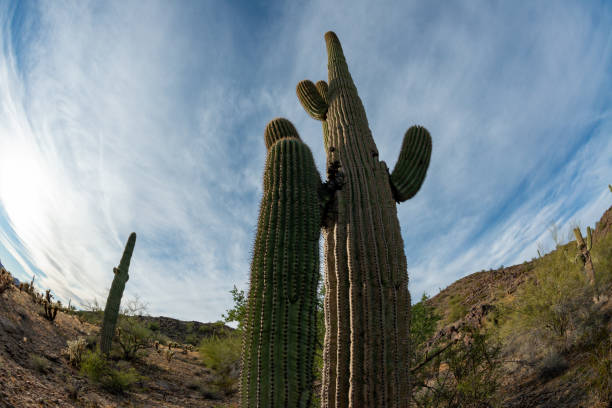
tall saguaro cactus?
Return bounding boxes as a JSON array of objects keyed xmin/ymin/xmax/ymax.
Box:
[
  {"xmin": 100, "ymin": 232, "xmax": 136, "ymax": 354},
  {"xmin": 296, "ymin": 32, "xmax": 432, "ymax": 407},
  {"xmin": 240, "ymin": 119, "xmax": 322, "ymax": 407}
]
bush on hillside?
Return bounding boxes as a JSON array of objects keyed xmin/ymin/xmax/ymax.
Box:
[
  {"xmin": 411, "ymin": 325, "xmax": 503, "ymax": 408},
  {"xmin": 199, "ymin": 333, "xmax": 242, "ymax": 396},
  {"xmin": 499, "ymin": 249, "xmax": 591, "ymax": 351},
  {"xmin": 0, "ymin": 268, "xmax": 14, "ymax": 294},
  {"xmin": 115, "ymin": 316, "xmax": 156, "ymax": 360},
  {"xmin": 80, "ymin": 350, "xmax": 139, "ymax": 394}
]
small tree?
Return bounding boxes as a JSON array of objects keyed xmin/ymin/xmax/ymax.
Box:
[
  {"xmin": 115, "ymin": 316, "xmax": 154, "ymax": 360},
  {"xmin": 222, "ymin": 285, "xmax": 246, "ymax": 331}
]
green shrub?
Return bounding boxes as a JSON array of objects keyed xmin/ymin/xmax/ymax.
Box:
[
  {"xmin": 30, "ymin": 353, "xmax": 51, "ymax": 374},
  {"xmin": 411, "ymin": 326, "xmax": 502, "ymax": 408},
  {"xmin": 592, "ymin": 228, "xmax": 612, "ymax": 291},
  {"xmin": 499, "ymin": 249, "xmax": 590, "ymax": 351},
  {"xmin": 411, "ymin": 293, "xmax": 441, "ymax": 348},
  {"xmin": 81, "ymin": 351, "xmax": 108, "ymax": 382},
  {"xmin": 184, "ymin": 333, "xmax": 199, "ymax": 346},
  {"xmin": 115, "ymin": 316, "xmax": 155, "ymax": 360},
  {"xmin": 446, "ymin": 294, "xmax": 468, "ymax": 323},
  {"xmin": 80, "ymin": 350, "xmax": 139, "ymax": 394},
  {"xmin": 222, "ymin": 286, "xmax": 246, "ymax": 331},
  {"xmin": 199, "ymin": 333, "xmax": 241, "ymax": 396},
  {"xmin": 147, "ymin": 321, "xmax": 160, "ymax": 331},
  {"xmin": 102, "ymin": 366, "xmax": 140, "ymax": 394}
]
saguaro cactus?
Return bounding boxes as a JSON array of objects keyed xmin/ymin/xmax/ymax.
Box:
[
  {"xmin": 296, "ymin": 32, "xmax": 432, "ymax": 407},
  {"xmin": 240, "ymin": 119, "xmax": 322, "ymax": 407},
  {"xmin": 100, "ymin": 232, "xmax": 136, "ymax": 354},
  {"xmin": 573, "ymin": 227, "xmax": 595, "ymax": 285}
]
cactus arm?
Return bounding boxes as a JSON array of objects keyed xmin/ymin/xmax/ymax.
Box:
[
  {"xmin": 389, "ymin": 125, "xmax": 432, "ymax": 203},
  {"xmin": 297, "ymin": 79, "xmax": 333, "ymax": 151},
  {"xmin": 240, "ymin": 118, "xmax": 321, "ymax": 407},
  {"xmin": 297, "ymin": 80, "xmax": 329, "ymax": 121},
  {"xmin": 573, "ymin": 227, "xmax": 596, "ymax": 285},
  {"xmin": 574, "ymin": 227, "xmax": 585, "ymax": 249},
  {"xmin": 100, "ymin": 232, "xmax": 136, "ymax": 354},
  {"xmin": 586, "ymin": 226, "xmax": 592, "ymax": 251}
]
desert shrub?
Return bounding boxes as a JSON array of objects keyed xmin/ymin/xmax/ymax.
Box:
[
  {"xmin": 411, "ymin": 326, "xmax": 503, "ymax": 408},
  {"xmin": 80, "ymin": 350, "xmax": 139, "ymax": 394},
  {"xmin": 583, "ymin": 330, "xmax": 612, "ymax": 404},
  {"xmin": 81, "ymin": 351, "xmax": 108, "ymax": 382},
  {"xmin": 592, "ymin": 228, "xmax": 612, "ymax": 291},
  {"xmin": 199, "ymin": 383, "xmax": 225, "ymax": 400},
  {"xmin": 101, "ymin": 366, "xmax": 140, "ymax": 394},
  {"xmin": 499, "ymin": 249, "xmax": 591, "ymax": 351},
  {"xmin": 64, "ymin": 337, "xmax": 87, "ymax": 367},
  {"xmin": 185, "ymin": 333, "xmax": 199, "ymax": 345},
  {"xmin": 446, "ymin": 294, "xmax": 468, "ymax": 323},
  {"xmin": 411, "ymin": 294, "xmax": 441, "ymax": 349},
  {"xmin": 115, "ymin": 316, "xmax": 155, "ymax": 360},
  {"xmin": 537, "ymin": 349, "xmax": 569, "ymax": 379},
  {"xmin": 0, "ymin": 268, "xmax": 14, "ymax": 294},
  {"xmin": 147, "ymin": 321, "xmax": 160, "ymax": 331},
  {"xmin": 30, "ymin": 353, "xmax": 51, "ymax": 374},
  {"xmin": 199, "ymin": 333, "xmax": 242, "ymax": 396},
  {"xmin": 185, "ymin": 321, "xmax": 195, "ymax": 332}
]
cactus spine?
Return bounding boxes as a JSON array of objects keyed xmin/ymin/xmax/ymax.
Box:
[
  {"xmin": 100, "ymin": 232, "xmax": 136, "ymax": 354},
  {"xmin": 573, "ymin": 227, "xmax": 595, "ymax": 285},
  {"xmin": 295, "ymin": 32, "xmax": 432, "ymax": 407},
  {"xmin": 240, "ymin": 119, "xmax": 322, "ymax": 407}
]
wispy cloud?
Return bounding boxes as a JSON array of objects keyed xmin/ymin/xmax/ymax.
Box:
[{"xmin": 0, "ymin": 1, "xmax": 611, "ymax": 321}]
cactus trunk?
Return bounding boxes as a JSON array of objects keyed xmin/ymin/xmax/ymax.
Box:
[
  {"xmin": 100, "ymin": 232, "xmax": 136, "ymax": 354},
  {"xmin": 324, "ymin": 33, "xmax": 410, "ymax": 407},
  {"xmin": 574, "ymin": 227, "xmax": 595, "ymax": 285},
  {"xmin": 240, "ymin": 120, "xmax": 321, "ymax": 407},
  {"xmin": 296, "ymin": 32, "xmax": 432, "ymax": 408}
]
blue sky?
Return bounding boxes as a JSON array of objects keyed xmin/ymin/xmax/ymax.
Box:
[{"xmin": 1, "ymin": 1, "xmax": 611, "ymax": 323}]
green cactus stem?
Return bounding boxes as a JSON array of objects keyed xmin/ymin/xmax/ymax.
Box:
[
  {"xmin": 295, "ymin": 31, "xmax": 432, "ymax": 407},
  {"xmin": 240, "ymin": 118, "xmax": 321, "ymax": 407},
  {"xmin": 42, "ymin": 289, "xmax": 58, "ymax": 321},
  {"xmin": 297, "ymin": 80, "xmax": 328, "ymax": 121},
  {"xmin": 390, "ymin": 126, "xmax": 433, "ymax": 203},
  {"xmin": 573, "ymin": 227, "xmax": 595, "ymax": 285},
  {"xmin": 100, "ymin": 232, "xmax": 136, "ymax": 354}
]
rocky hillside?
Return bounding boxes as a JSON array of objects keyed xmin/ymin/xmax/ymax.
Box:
[
  {"xmin": 420, "ymin": 205, "xmax": 612, "ymax": 408},
  {"xmin": 0, "ymin": 285, "xmax": 239, "ymax": 407}
]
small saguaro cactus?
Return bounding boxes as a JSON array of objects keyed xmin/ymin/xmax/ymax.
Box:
[
  {"xmin": 573, "ymin": 227, "xmax": 595, "ymax": 285},
  {"xmin": 240, "ymin": 119, "xmax": 323, "ymax": 407},
  {"xmin": 100, "ymin": 232, "xmax": 137, "ymax": 354}
]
